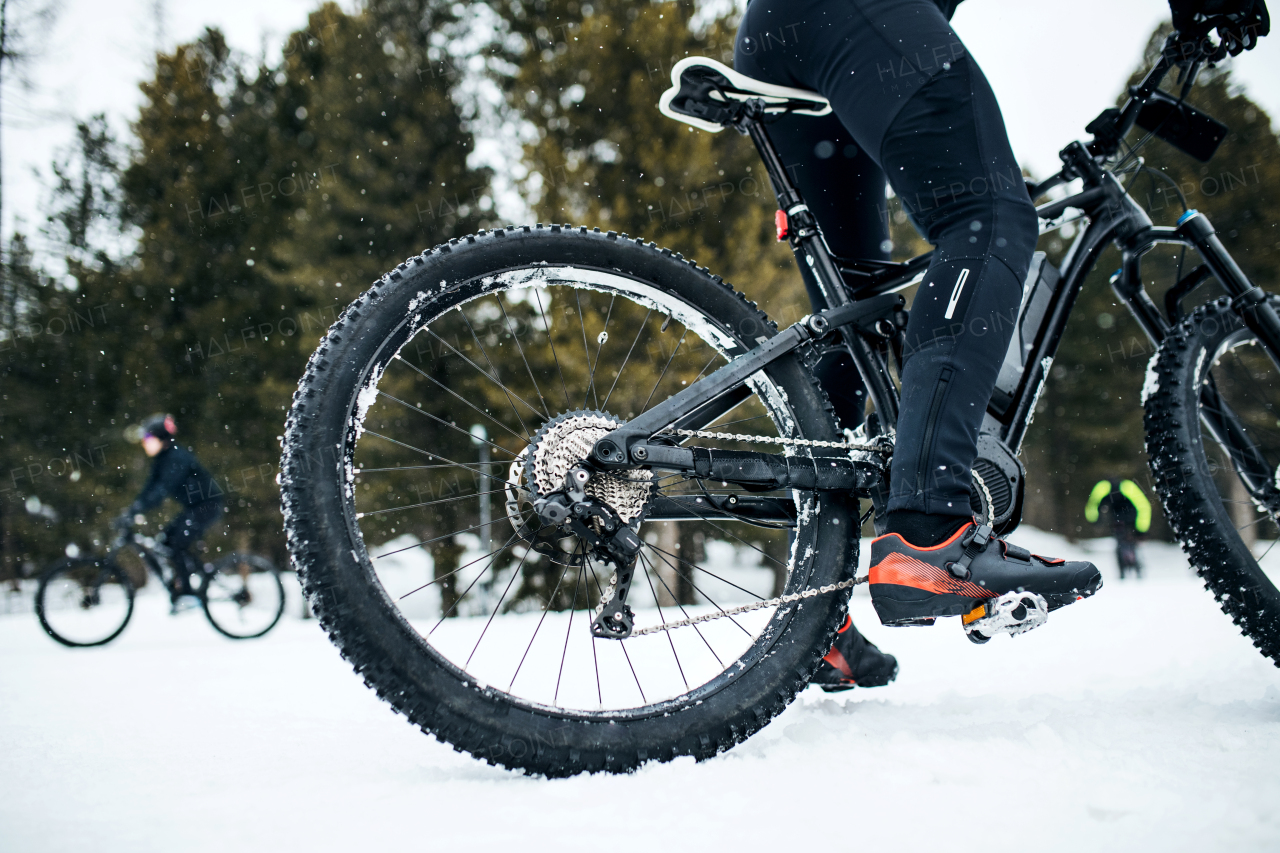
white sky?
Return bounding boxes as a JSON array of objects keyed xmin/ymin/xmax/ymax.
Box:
[{"xmin": 5, "ymin": 0, "xmax": 1279, "ymax": 258}]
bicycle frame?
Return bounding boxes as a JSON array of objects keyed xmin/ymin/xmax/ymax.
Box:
[{"xmin": 598, "ymin": 41, "xmax": 1280, "ymax": 524}]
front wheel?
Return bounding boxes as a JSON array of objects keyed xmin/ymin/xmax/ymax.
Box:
[
  {"xmin": 1145, "ymin": 296, "xmax": 1280, "ymax": 665},
  {"xmin": 281, "ymin": 225, "xmax": 855, "ymax": 776},
  {"xmin": 35, "ymin": 558, "xmax": 135, "ymax": 647},
  {"xmin": 200, "ymin": 554, "xmax": 286, "ymax": 639}
]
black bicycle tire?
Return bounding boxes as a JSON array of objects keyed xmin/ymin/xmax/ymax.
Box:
[
  {"xmin": 201, "ymin": 553, "xmax": 286, "ymax": 640},
  {"xmin": 1145, "ymin": 295, "xmax": 1280, "ymax": 666},
  {"xmin": 35, "ymin": 557, "xmax": 136, "ymax": 648},
  {"xmin": 281, "ymin": 224, "xmax": 856, "ymax": 776}
]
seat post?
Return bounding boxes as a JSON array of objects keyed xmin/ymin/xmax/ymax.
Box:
[
  {"xmin": 736, "ymin": 100, "xmax": 900, "ymax": 426},
  {"xmin": 736, "ymin": 101, "xmax": 850, "ymax": 310}
]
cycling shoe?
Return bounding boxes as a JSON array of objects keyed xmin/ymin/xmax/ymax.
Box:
[
  {"xmin": 808, "ymin": 615, "xmax": 899, "ymax": 692},
  {"xmin": 869, "ymin": 521, "xmax": 1102, "ymax": 627}
]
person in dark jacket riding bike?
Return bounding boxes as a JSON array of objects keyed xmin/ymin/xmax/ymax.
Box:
[
  {"xmin": 742, "ymin": 0, "xmax": 1269, "ymax": 689},
  {"xmin": 115, "ymin": 414, "xmax": 223, "ymax": 603}
]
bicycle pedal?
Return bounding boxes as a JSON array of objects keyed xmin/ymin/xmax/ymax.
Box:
[
  {"xmin": 883, "ymin": 616, "xmax": 937, "ymax": 627},
  {"xmin": 962, "ymin": 591, "xmax": 1048, "ymax": 644}
]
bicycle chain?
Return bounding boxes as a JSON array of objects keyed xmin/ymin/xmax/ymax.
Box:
[
  {"xmin": 587, "ymin": 429, "xmax": 886, "ymax": 635},
  {"xmin": 631, "ymin": 575, "xmax": 866, "ymax": 636},
  {"xmin": 619, "ymin": 437, "xmax": 991, "ymax": 637},
  {"xmin": 580, "ymin": 428, "xmax": 983, "ymax": 638},
  {"xmin": 972, "ymin": 468, "xmax": 994, "ymax": 526},
  {"xmin": 673, "ymin": 428, "xmax": 891, "ymax": 453}
]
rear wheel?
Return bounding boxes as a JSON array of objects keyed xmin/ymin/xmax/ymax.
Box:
[
  {"xmin": 281, "ymin": 225, "xmax": 856, "ymax": 775},
  {"xmin": 35, "ymin": 558, "xmax": 135, "ymax": 647},
  {"xmin": 200, "ymin": 554, "xmax": 286, "ymax": 639},
  {"xmin": 1145, "ymin": 296, "xmax": 1280, "ymax": 665}
]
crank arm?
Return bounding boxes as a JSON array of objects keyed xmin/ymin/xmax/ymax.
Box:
[{"xmin": 634, "ymin": 444, "xmax": 883, "ymax": 494}]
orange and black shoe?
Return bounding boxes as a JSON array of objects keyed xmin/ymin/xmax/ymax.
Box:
[
  {"xmin": 808, "ymin": 615, "xmax": 899, "ymax": 692},
  {"xmin": 868, "ymin": 522, "xmax": 1102, "ymax": 640}
]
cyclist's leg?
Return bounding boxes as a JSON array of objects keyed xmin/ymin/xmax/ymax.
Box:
[
  {"xmin": 736, "ymin": 0, "xmax": 1038, "ymax": 540},
  {"xmin": 163, "ymin": 501, "xmax": 223, "ymax": 583}
]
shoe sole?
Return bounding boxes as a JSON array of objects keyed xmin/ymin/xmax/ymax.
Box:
[{"xmin": 872, "ymin": 574, "xmax": 1102, "ymax": 624}]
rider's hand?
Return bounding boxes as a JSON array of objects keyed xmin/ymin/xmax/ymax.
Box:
[{"xmin": 1170, "ymin": 0, "xmax": 1270, "ymax": 54}]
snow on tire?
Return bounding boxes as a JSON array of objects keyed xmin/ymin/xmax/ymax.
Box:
[
  {"xmin": 279, "ymin": 225, "xmax": 857, "ymax": 776},
  {"xmin": 1144, "ymin": 295, "xmax": 1280, "ymax": 666}
]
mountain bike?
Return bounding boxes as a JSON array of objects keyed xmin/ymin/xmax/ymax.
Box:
[
  {"xmin": 35, "ymin": 527, "xmax": 285, "ymax": 646},
  {"xmin": 280, "ymin": 30, "xmax": 1279, "ymax": 776}
]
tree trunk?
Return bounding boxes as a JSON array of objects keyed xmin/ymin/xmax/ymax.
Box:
[
  {"xmin": 434, "ymin": 537, "xmax": 464, "ymax": 617},
  {"xmin": 650, "ymin": 521, "xmax": 679, "ymax": 607},
  {"xmin": 676, "ymin": 525, "xmax": 702, "ymax": 605},
  {"xmin": 1228, "ymin": 467, "xmax": 1259, "ymax": 551}
]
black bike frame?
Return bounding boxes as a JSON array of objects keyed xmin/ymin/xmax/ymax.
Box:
[{"xmin": 604, "ymin": 40, "xmax": 1280, "ymax": 516}]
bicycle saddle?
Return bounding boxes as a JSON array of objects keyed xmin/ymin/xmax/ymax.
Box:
[{"xmin": 658, "ymin": 56, "xmax": 831, "ymax": 132}]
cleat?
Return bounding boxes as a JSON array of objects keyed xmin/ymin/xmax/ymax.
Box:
[
  {"xmin": 961, "ymin": 590, "xmax": 1049, "ymax": 644},
  {"xmin": 808, "ymin": 615, "xmax": 899, "ymax": 692},
  {"xmin": 869, "ymin": 520, "xmax": 1101, "ymax": 629}
]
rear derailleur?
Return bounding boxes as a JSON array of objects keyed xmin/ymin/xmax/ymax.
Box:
[{"xmin": 532, "ymin": 466, "xmax": 643, "ymax": 640}]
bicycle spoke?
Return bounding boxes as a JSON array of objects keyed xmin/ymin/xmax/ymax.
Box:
[
  {"xmin": 378, "ymin": 391, "xmax": 518, "ymax": 458},
  {"xmin": 584, "ymin": 556, "xmax": 645, "ymax": 704},
  {"xmin": 466, "ymin": 545, "xmax": 532, "ymax": 667},
  {"xmin": 423, "ymin": 326, "xmax": 545, "ymax": 423},
  {"xmin": 356, "ymin": 462, "xmax": 508, "ymax": 474},
  {"xmin": 644, "ymin": 544, "xmax": 753, "ymax": 637},
  {"xmin": 554, "ymin": 554, "xmax": 586, "ymax": 704},
  {"xmin": 641, "ymin": 327, "xmax": 687, "ymax": 412},
  {"xmin": 637, "ymin": 552, "xmax": 691, "ymax": 685},
  {"xmin": 653, "ymin": 494, "xmax": 788, "ymax": 571},
  {"xmin": 583, "ymin": 294, "xmax": 618, "ymax": 410},
  {"xmin": 497, "ymin": 293, "xmax": 550, "ymax": 418},
  {"xmin": 601, "ymin": 307, "xmax": 652, "ymax": 411},
  {"xmin": 376, "ymin": 519, "xmax": 502, "ymax": 560},
  {"xmin": 364, "ymin": 431, "xmax": 521, "ymax": 492},
  {"xmin": 638, "ymin": 549, "xmax": 724, "ymax": 667},
  {"xmin": 428, "ymin": 535, "xmax": 520, "ymax": 634},
  {"xmin": 392, "ymin": 354, "xmax": 531, "ymax": 444},
  {"xmin": 575, "ymin": 291, "xmax": 598, "ymax": 409},
  {"xmin": 398, "ymin": 534, "xmax": 519, "ymax": 599},
  {"xmin": 508, "ymin": 555, "xmax": 574, "ymax": 690},
  {"xmin": 358, "ymin": 489, "xmax": 505, "ymax": 519},
  {"xmin": 460, "ymin": 305, "xmax": 535, "ymax": 439},
  {"xmin": 533, "ymin": 287, "xmax": 573, "ymax": 409}
]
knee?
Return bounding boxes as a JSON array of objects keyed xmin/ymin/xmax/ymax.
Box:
[{"xmin": 989, "ymin": 193, "xmax": 1038, "ymax": 274}]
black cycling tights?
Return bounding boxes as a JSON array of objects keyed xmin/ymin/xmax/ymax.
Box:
[{"xmin": 735, "ymin": 0, "xmax": 1038, "ymax": 520}]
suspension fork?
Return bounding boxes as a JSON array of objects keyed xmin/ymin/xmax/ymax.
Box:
[
  {"xmin": 1120, "ymin": 208, "xmax": 1280, "ymax": 499},
  {"xmin": 1177, "ymin": 210, "xmax": 1280, "ymax": 370},
  {"xmin": 737, "ymin": 104, "xmax": 900, "ymax": 426},
  {"xmin": 1173, "ymin": 210, "xmax": 1280, "ymax": 498}
]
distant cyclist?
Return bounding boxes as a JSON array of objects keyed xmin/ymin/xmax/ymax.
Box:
[
  {"xmin": 1086, "ymin": 479, "xmax": 1152, "ymax": 579},
  {"xmin": 115, "ymin": 414, "xmax": 223, "ymax": 605}
]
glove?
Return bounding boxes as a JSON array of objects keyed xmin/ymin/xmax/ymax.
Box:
[{"xmin": 1170, "ymin": 0, "xmax": 1269, "ymax": 54}]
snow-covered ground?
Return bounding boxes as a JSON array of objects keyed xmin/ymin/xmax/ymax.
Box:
[{"xmin": 3, "ymin": 530, "xmax": 1279, "ymax": 852}]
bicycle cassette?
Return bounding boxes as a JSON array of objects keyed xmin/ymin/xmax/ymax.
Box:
[{"xmin": 525, "ymin": 410, "xmax": 653, "ymax": 524}]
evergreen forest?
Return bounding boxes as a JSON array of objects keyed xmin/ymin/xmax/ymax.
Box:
[{"xmin": 2, "ymin": 0, "xmax": 1278, "ymax": 587}]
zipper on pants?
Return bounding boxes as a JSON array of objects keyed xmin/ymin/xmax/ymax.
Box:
[{"xmin": 914, "ymin": 366, "xmax": 954, "ymax": 498}]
